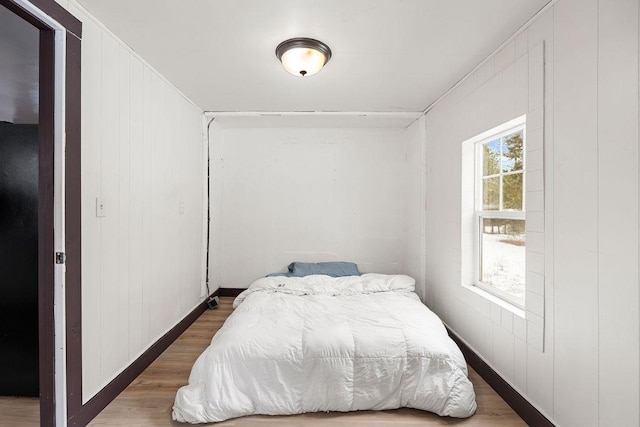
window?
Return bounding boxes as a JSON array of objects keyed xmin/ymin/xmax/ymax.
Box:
[{"xmin": 474, "ymin": 118, "xmax": 526, "ymax": 308}]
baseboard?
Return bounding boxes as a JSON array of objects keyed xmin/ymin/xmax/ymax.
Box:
[
  {"xmin": 446, "ymin": 327, "xmax": 555, "ymax": 427},
  {"xmin": 67, "ymin": 290, "xmax": 220, "ymax": 427},
  {"xmin": 218, "ymin": 287, "xmax": 244, "ymax": 297},
  {"xmin": 68, "ymin": 291, "xmax": 551, "ymax": 426}
]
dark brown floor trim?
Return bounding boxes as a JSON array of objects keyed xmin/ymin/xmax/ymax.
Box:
[
  {"xmin": 446, "ymin": 327, "xmax": 555, "ymax": 427},
  {"xmin": 218, "ymin": 288, "xmax": 245, "ymax": 297},
  {"xmin": 66, "ymin": 291, "xmax": 219, "ymax": 427}
]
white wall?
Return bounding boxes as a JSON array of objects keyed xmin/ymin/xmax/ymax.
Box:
[
  {"xmin": 423, "ymin": 0, "xmax": 639, "ymax": 426},
  {"xmin": 403, "ymin": 117, "xmax": 427, "ymax": 298},
  {"xmin": 67, "ymin": 2, "xmax": 205, "ymax": 401},
  {"xmin": 209, "ymin": 119, "xmax": 425, "ymax": 292}
]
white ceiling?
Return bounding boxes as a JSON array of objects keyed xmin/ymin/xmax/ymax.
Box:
[
  {"xmin": 0, "ymin": 5, "xmax": 39, "ymax": 124},
  {"xmin": 82, "ymin": 0, "xmax": 550, "ymax": 113}
]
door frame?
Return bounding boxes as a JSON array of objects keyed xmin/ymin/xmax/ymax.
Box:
[{"xmin": 0, "ymin": 1, "xmax": 81, "ymax": 425}]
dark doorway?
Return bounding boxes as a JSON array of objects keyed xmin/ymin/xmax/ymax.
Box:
[
  {"xmin": 0, "ymin": 4, "xmax": 40, "ymax": 398},
  {"xmin": 0, "ymin": 0, "xmax": 81, "ymax": 425},
  {"xmin": 0, "ymin": 122, "xmax": 40, "ymax": 396}
]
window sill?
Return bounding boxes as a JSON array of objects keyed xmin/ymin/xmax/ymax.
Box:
[{"xmin": 462, "ymin": 284, "xmax": 525, "ymax": 319}]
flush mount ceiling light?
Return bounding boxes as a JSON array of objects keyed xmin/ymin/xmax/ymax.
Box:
[{"xmin": 275, "ymin": 37, "xmax": 332, "ymax": 77}]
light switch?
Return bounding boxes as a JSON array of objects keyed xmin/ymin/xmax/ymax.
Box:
[
  {"xmin": 96, "ymin": 197, "xmax": 106, "ymax": 217},
  {"xmin": 179, "ymin": 201, "xmax": 185, "ymax": 215}
]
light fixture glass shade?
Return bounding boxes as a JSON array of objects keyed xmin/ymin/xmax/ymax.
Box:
[
  {"xmin": 276, "ymin": 38, "xmax": 332, "ymax": 77},
  {"xmin": 280, "ymin": 47, "xmax": 326, "ymax": 77}
]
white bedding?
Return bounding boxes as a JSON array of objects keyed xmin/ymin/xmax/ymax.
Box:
[{"xmin": 173, "ymin": 274, "xmax": 476, "ymax": 423}]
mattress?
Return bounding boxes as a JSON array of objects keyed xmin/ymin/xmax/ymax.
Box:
[{"xmin": 173, "ymin": 273, "xmax": 477, "ymax": 423}]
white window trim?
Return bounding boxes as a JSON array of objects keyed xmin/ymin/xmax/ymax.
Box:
[{"xmin": 469, "ymin": 115, "xmax": 527, "ymax": 309}]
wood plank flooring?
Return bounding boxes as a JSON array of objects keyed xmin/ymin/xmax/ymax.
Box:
[
  {"xmin": 0, "ymin": 297, "xmax": 526, "ymax": 426},
  {"xmin": 0, "ymin": 397, "xmax": 38, "ymax": 426}
]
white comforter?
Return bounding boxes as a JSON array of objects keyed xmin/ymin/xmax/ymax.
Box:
[{"xmin": 173, "ymin": 274, "xmax": 476, "ymax": 423}]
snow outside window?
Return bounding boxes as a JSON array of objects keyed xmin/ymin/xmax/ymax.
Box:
[{"xmin": 474, "ymin": 118, "xmax": 526, "ymax": 308}]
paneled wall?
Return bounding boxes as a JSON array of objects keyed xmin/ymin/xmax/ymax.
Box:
[
  {"xmin": 67, "ymin": 3, "xmax": 205, "ymax": 401},
  {"xmin": 423, "ymin": 0, "xmax": 639, "ymax": 425},
  {"xmin": 209, "ymin": 120, "xmax": 425, "ymax": 292}
]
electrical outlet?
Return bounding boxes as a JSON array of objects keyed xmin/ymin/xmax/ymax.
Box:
[
  {"xmin": 207, "ymin": 295, "xmax": 219, "ymax": 309},
  {"xmin": 179, "ymin": 201, "xmax": 185, "ymax": 215},
  {"xmin": 96, "ymin": 197, "xmax": 106, "ymax": 217}
]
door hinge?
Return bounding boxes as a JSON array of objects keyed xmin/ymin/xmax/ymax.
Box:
[{"xmin": 55, "ymin": 252, "xmax": 66, "ymax": 264}]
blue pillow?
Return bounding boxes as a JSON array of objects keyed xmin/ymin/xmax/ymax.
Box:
[{"xmin": 287, "ymin": 261, "xmax": 361, "ymax": 277}]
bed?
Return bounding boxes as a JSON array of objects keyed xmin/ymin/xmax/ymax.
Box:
[{"xmin": 172, "ymin": 273, "xmax": 477, "ymax": 423}]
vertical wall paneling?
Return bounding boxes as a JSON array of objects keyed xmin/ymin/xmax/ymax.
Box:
[
  {"xmin": 528, "ymin": 7, "xmax": 556, "ymax": 417},
  {"xmin": 597, "ymin": 0, "xmax": 639, "ymax": 425},
  {"xmin": 99, "ymin": 30, "xmax": 120, "ymax": 384},
  {"xmin": 78, "ymin": 5, "xmax": 101, "ymax": 398},
  {"xmin": 514, "ymin": 335, "xmax": 527, "ymax": 392},
  {"xmin": 525, "ymin": 42, "xmax": 545, "ymax": 352},
  {"xmin": 168, "ymin": 89, "xmax": 181, "ymax": 322},
  {"xmin": 148, "ymin": 73, "xmax": 163, "ymax": 342},
  {"xmin": 116, "ymin": 44, "xmax": 131, "ymax": 372},
  {"xmin": 141, "ymin": 64, "xmax": 153, "ymax": 351},
  {"xmin": 67, "ymin": 2, "xmax": 205, "ymax": 401},
  {"xmin": 553, "ymin": 0, "xmax": 599, "ymax": 424},
  {"xmin": 424, "ymin": 0, "xmax": 640, "ymax": 425},
  {"xmin": 128, "ymin": 55, "xmax": 144, "ymax": 359}
]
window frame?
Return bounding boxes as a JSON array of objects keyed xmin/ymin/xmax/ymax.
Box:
[{"xmin": 473, "ymin": 118, "xmax": 527, "ymax": 309}]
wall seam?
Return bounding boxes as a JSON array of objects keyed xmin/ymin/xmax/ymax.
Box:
[
  {"xmin": 96, "ymin": 27, "xmax": 104, "ymax": 397},
  {"xmin": 127, "ymin": 46, "xmax": 133, "ymax": 361},
  {"xmin": 549, "ymin": 4, "xmax": 556, "ymax": 419},
  {"xmin": 595, "ymin": 0, "xmax": 600, "ymax": 425}
]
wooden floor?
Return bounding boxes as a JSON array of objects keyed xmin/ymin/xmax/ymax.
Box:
[
  {"xmin": 0, "ymin": 396, "xmax": 39, "ymax": 426},
  {"xmin": 0, "ymin": 297, "xmax": 526, "ymax": 426}
]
